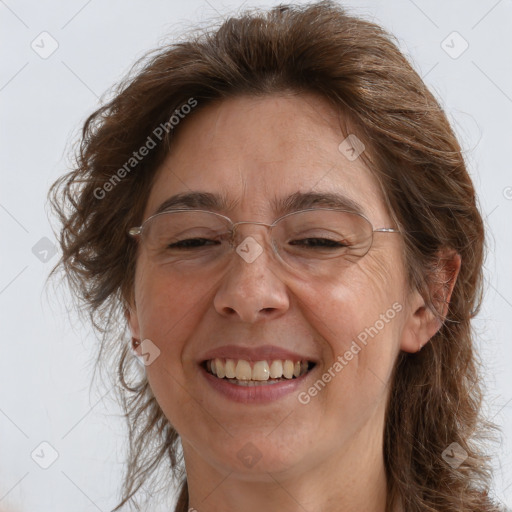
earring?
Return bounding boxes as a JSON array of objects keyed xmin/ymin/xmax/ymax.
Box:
[
  {"xmin": 418, "ymin": 342, "xmax": 423, "ymax": 352},
  {"xmin": 132, "ymin": 337, "xmax": 141, "ymax": 349}
]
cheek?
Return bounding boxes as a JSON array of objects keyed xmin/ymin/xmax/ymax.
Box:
[
  {"xmin": 280, "ymin": 260, "xmax": 407, "ymax": 451},
  {"xmin": 132, "ymin": 262, "xmax": 212, "ymax": 405},
  {"xmin": 134, "ymin": 258, "xmax": 210, "ymax": 339},
  {"xmin": 296, "ymin": 252, "xmax": 406, "ymax": 396},
  {"xmin": 132, "ymin": 264, "xmax": 209, "ymax": 429}
]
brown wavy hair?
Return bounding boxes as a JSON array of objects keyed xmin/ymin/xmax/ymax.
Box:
[{"xmin": 48, "ymin": 2, "xmax": 501, "ymax": 511}]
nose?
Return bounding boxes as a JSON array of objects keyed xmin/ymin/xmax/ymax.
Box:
[{"xmin": 213, "ymin": 230, "xmax": 290, "ymax": 323}]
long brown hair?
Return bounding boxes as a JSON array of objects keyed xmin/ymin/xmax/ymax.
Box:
[{"xmin": 48, "ymin": 2, "xmax": 500, "ymax": 510}]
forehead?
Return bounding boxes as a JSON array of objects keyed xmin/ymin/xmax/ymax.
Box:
[{"xmin": 143, "ymin": 93, "xmax": 388, "ymax": 222}]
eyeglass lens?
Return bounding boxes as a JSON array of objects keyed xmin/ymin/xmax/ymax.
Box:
[{"xmin": 137, "ymin": 210, "xmax": 374, "ymax": 278}]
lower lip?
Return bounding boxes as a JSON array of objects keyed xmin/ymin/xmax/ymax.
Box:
[{"xmin": 200, "ymin": 364, "xmax": 315, "ymax": 403}]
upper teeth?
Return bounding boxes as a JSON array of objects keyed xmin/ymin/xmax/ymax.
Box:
[{"xmin": 207, "ymin": 358, "xmax": 310, "ymax": 381}]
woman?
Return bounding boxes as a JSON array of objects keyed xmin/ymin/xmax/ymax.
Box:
[{"xmin": 48, "ymin": 1, "xmax": 502, "ymax": 511}]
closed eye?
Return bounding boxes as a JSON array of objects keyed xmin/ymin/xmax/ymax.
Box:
[
  {"xmin": 168, "ymin": 238, "xmax": 222, "ymax": 249},
  {"xmin": 289, "ymin": 238, "xmax": 350, "ymax": 248}
]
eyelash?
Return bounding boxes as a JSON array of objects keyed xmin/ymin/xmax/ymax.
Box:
[{"xmin": 168, "ymin": 237, "xmax": 348, "ymax": 249}]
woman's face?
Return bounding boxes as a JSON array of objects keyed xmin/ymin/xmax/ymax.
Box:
[{"xmin": 128, "ymin": 93, "xmax": 417, "ymax": 481}]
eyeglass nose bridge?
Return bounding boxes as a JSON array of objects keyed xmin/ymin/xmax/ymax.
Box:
[{"xmin": 229, "ymin": 219, "xmax": 280, "ymax": 256}]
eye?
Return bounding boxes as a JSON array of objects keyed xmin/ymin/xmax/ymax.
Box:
[
  {"xmin": 167, "ymin": 237, "xmax": 222, "ymax": 249},
  {"xmin": 289, "ymin": 238, "xmax": 350, "ymax": 249}
]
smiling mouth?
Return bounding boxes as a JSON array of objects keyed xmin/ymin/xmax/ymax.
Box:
[{"xmin": 202, "ymin": 358, "xmax": 316, "ymax": 386}]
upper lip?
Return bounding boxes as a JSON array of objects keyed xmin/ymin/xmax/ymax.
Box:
[{"xmin": 199, "ymin": 344, "xmax": 319, "ymax": 364}]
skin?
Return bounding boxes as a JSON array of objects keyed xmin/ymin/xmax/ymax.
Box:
[{"xmin": 127, "ymin": 93, "xmax": 460, "ymax": 512}]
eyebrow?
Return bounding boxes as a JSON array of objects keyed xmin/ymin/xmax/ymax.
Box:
[{"xmin": 152, "ymin": 190, "xmax": 366, "ymax": 218}]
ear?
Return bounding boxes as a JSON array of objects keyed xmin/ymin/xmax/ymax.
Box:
[
  {"xmin": 124, "ymin": 301, "xmax": 142, "ymax": 355},
  {"xmin": 400, "ymin": 249, "xmax": 461, "ymax": 353}
]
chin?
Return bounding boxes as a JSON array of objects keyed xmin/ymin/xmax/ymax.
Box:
[{"xmin": 201, "ymin": 428, "xmax": 316, "ymax": 478}]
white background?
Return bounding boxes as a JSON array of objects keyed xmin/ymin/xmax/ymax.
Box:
[{"xmin": 1, "ymin": 0, "xmax": 511, "ymax": 511}]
